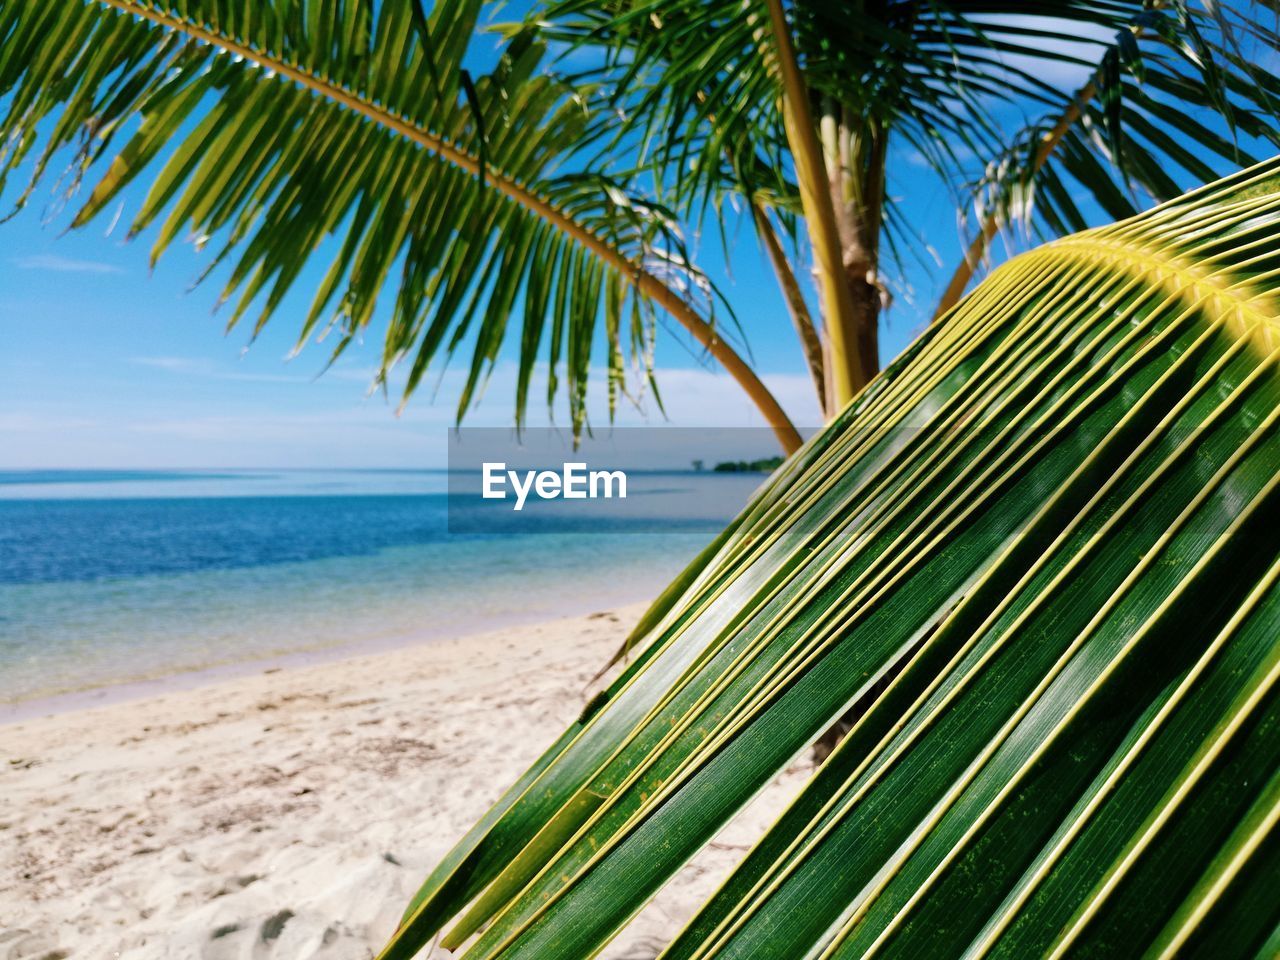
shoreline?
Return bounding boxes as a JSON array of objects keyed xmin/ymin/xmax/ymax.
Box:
[
  {"xmin": 0, "ymin": 586, "xmax": 660, "ymax": 726},
  {"xmin": 1, "ymin": 604, "xmax": 811, "ymax": 960}
]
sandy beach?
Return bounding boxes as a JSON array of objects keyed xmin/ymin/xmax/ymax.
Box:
[{"xmin": 1, "ymin": 604, "xmax": 810, "ymax": 960}]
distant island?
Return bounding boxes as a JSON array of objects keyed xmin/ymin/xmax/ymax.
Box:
[{"xmin": 709, "ymin": 456, "xmax": 785, "ymax": 473}]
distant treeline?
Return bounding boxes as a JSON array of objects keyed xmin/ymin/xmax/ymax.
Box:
[{"xmin": 710, "ymin": 456, "xmax": 785, "ymax": 473}]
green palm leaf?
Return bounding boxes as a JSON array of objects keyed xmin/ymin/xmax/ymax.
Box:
[
  {"xmin": 380, "ymin": 159, "xmax": 1280, "ymax": 959},
  {"xmin": 972, "ymin": 2, "xmax": 1280, "ymax": 237},
  {"xmin": 0, "ymin": 0, "xmax": 800, "ymax": 446},
  {"xmin": 535, "ymin": 1, "xmax": 1280, "ymax": 290}
]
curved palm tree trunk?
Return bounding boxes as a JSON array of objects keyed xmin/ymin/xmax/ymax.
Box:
[{"xmin": 820, "ymin": 102, "xmax": 887, "ymax": 409}]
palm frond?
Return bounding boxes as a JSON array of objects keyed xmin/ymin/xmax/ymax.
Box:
[
  {"xmin": 531, "ymin": 1, "xmax": 1280, "ymax": 300},
  {"xmin": 0, "ymin": 0, "xmax": 800, "ymax": 446},
  {"xmin": 971, "ymin": 2, "xmax": 1280, "ymax": 240},
  {"xmin": 380, "ymin": 159, "xmax": 1280, "ymax": 960}
]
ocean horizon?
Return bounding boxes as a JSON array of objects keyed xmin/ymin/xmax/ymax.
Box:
[{"xmin": 0, "ymin": 468, "xmax": 753, "ymax": 712}]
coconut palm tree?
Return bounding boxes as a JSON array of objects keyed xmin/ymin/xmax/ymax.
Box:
[
  {"xmin": 535, "ymin": 0, "xmax": 1280, "ymax": 413},
  {"xmin": 378, "ymin": 157, "xmax": 1280, "ymax": 960},
  {"xmin": 4, "ymin": 7, "xmax": 1276, "ymax": 959},
  {"xmin": 1, "ymin": 1, "xmax": 1278, "ymax": 450}
]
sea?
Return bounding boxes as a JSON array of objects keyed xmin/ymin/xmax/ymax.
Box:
[{"xmin": 0, "ymin": 469, "xmax": 756, "ymax": 715}]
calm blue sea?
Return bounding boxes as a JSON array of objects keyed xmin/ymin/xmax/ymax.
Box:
[{"xmin": 0, "ymin": 470, "xmax": 745, "ymax": 708}]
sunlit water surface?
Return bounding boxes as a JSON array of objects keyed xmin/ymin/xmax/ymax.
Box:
[{"xmin": 0, "ymin": 470, "xmax": 751, "ymax": 705}]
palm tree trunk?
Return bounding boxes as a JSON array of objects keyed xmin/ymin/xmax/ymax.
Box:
[
  {"xmin": 764, "ymin": 0, "xmax": 871, "ymax": 411},
  {"xmin": 752, "ymin": 202, "xmax": 828, "ymax": 414},
  {"xmin": 820, "ymin": 104, "xmax": 886, "ymax": 412}
]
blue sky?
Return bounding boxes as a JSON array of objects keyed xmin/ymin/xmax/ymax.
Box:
[
  {"xmin": 0, "ymin": 7, "xmax": 1224, "ymax": 469},
  {"xmin": 0, "ymin": 175, "xmax": 858, "ymax": 468},
  {"xmin": 0, "ymin": 134, "xmax": 960, "ymax": 469}
]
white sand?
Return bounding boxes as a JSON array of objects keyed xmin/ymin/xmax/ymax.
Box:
[{"xmin": 1, "ymin": 605, "xmax": 810, "ymax": 960}]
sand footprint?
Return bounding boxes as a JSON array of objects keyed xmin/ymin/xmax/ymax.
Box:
[
  {"xmin": 254, "ymin": 909, "xmax": 294, "ymax": 956},
  {"xmin": 197, "ymin": 908, "xmax": 293, "ymax": 960},
  {"xmin": 199, "ymin": 908, "xmax": 359, "ymax": 959}
]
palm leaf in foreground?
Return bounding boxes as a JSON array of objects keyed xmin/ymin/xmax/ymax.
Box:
[{"xmin": 380, "ymin": 158, "xmax": 1280, "ymax": 960}]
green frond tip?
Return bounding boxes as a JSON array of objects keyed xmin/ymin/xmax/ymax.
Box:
[
  {"xmin": 380, "ymin": 156, "xmax": 1280, "ymax": 960},
  {"xmin": 991, "ymin": 161, "xmax": 1280, "ymax": 356}
]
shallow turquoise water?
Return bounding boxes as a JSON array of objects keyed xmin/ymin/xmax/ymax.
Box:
[{"xmin": 0, "ymin": 470, "xmax": 732, "ymax": 704}]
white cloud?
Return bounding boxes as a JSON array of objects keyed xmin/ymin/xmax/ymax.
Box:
[
  {"xmin": 129, "ymin": 356, "xmax": 311, "ymax": 384},
  {"xmin": 323, "ymin": 364, "xmax": 383, "ymax": 384},
  {"xmin": 0, "ymin": 360, "xmax": 824, "ymax": 469},
  {"xmin": 379, "ymin": 358, "xmax": 825, "ymax": 430},
  {"xmin": 12, "ymin": 254, "xmax": 124, "ymax": 275},
  {"xmin": 130, "ymin": 356, "xmax": 203, "ymax": 373}
]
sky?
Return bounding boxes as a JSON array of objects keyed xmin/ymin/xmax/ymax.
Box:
[
  {"xmin": 0, "ymin": 196, "xmax": 840, "ymax": 468},
  {"xmin": 0, "ymin": 6, "xmax": 1212, "ymax": 469}
]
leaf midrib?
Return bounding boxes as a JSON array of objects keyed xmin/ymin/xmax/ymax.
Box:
[{"xmin": 96, "ymin": 0, "xmax": 621, "ymax": 268}]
